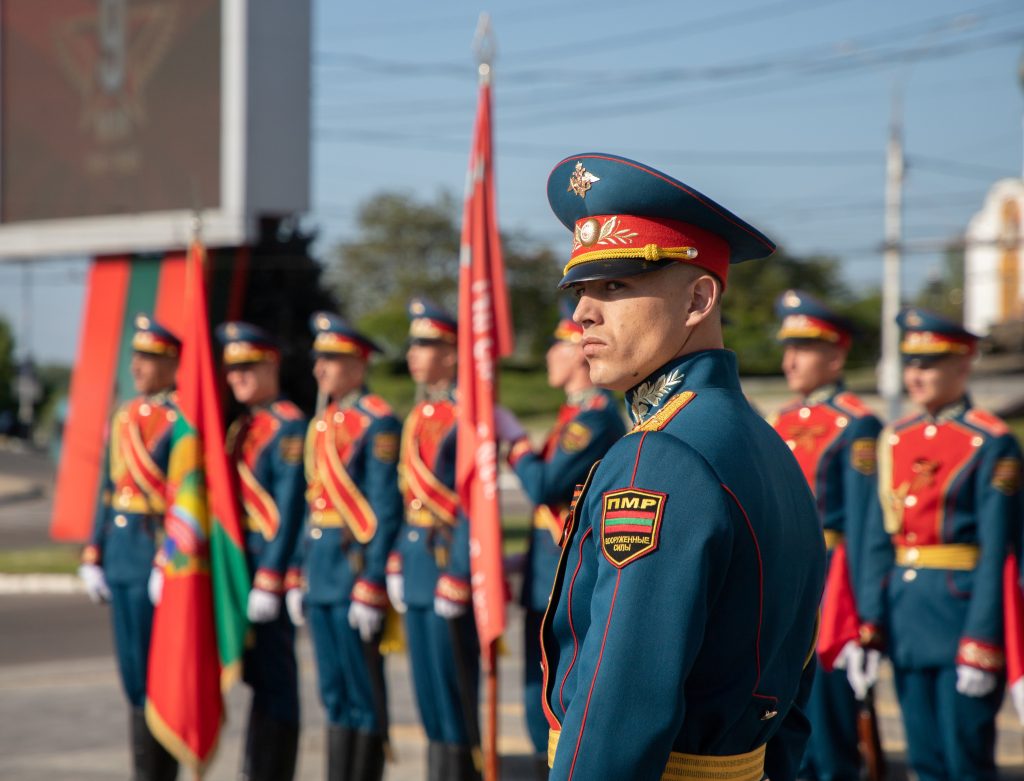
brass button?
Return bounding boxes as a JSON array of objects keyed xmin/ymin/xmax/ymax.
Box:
[
  {"xmin": 905, "ymin": 547, "xmax": 919, "ymax": 563},
  {"xmin": 836, "ymin": 416, "xmax": 848, "ymax": 429},
  {"xmin": 410, "ymin": 499, "xmax": 423, "ymax": 511},
  {"xmin": 166, "ymin": 410, "xmax": 178, "ymax": 422},
  {"xmin": 310, "ymin": 528, "xmax": 323, "ymax": 540},
  {"xmin": 139, "ymin": 403, "xmax": 151, "ymax": 417},
  {"xmin": 905, "ymin": 495, "xmax": 917, "ymax": 508},
  {"xmin": 924, "ymin": 425, "xmax": 937, "ymax": 439},
  {"xmin": 334, "ymin": 411, "xmax": 346, "ymax": 424},
  {"xmin": 903, "ymin": 569, "xmax": 917, "ymax": 583},
  {"xmin": 799, "ymin": 407, "xmax": 811, "ymax": 419},
  {"xmin": 316, "ymin": 498, "xmax": 327, "ymax": 510},
  {"xmin": 423, "ymin": 404, "xmax": 435, "ymax": 417},
  {"xmin": 114, "ymin": 515, "xmax": 127, "ymax": 528},
  {"xmin": 409, "ymin": 530, "xmax": 420, "ymax": 542},
  {"xmin": 760, "ymin": 708, "xmax": 778, "ymax": 721},
  {"xmin": 889, "ymin": 434, "xmax": 900, "ymax": 445},
  {"xmin": 971, "ymin": 436, "xmax": 983, "ymax": 448}
]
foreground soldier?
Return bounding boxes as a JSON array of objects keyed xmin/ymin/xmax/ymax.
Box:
[
  {"xmin": 80, "ymin": 314, "xmax": 180, "ymax": 781},
  {"xmin": 858, "ymin": 309, "xmax": 1023, "ymax": 781},
  {"xmin": 504, "ymin": 301, "xmax": 625, "ymax": 773},
  {"xmin": 389, "ymin": 298, "xmax": 481, "ymax": 781},
  {"xmin": 541, "ymin": 153, "xmax": 825, "ymax": 781},
  {"xmin": 218, "ymin": 322, "xmax": 306, "ymax": 781},
  {"xmin": 300, "ymin": 312, "xmax": 403, "ymax": 781},
  {"xmin": 770, "ymin": 291, "xmax": 883, "ymax": 781}
]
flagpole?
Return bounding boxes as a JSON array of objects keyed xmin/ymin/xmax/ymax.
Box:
[{"xmin": 472, "ymin": 15, "xmax": 501, "ymax": 781}]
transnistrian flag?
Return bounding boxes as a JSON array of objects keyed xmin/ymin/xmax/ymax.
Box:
[
  {"xmin": 456, "ymin": 62, "xmax": 514, "ymax": 652},
  {"xmin": 146, "ymin": 240, "xmax": 250, "ymax": 775}
]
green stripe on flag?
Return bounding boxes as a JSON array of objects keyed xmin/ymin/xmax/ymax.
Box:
[{"xmin": 115, "ymin": 256, "xmax": 162, "ymax": 403}]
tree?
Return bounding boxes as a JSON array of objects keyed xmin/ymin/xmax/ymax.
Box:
[
  {"xmin": 723, "ymin": 248, "xmax": 853, "ymax": 374},
  {"xmin": 914, "ymin": 243, "xmax": 964, "ymax": 321},
  {"xmin": 331, "ymin": 191, "xmax": 561, "ymax": 361}
]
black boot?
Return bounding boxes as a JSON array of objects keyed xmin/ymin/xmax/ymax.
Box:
[
  {"xmin": 350, "ymin": 730, "xmax": 386, "ymax": 781},
  {"xmin": 239, "ymin": 707, "xmax": 299, "ymax": 781},
  {"xmin": 327, "ymin": 725, "xmax": 356, "ymax": 781},
  {"xmin": 130, "ymin": 708, "xmax": 178, "ymax": 781},
  {"xmin": 446, "ymin": 743, "xmax": 482, "ymax": 781},
  {"xmin": 427, "ymin": 741, "xmax": 446, "ymax": 781}
]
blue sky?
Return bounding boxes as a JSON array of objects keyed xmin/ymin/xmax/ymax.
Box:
[{"xmin": 2, "ymin": 0, "xmax": 1023, "ymax": 364}]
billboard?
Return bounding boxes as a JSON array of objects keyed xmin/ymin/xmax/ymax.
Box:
[{"xmin": 0, "ymin": 0, "xmax": 309, "ymax": 257}]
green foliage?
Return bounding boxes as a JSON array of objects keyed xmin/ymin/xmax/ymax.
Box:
[
  {"xmin": 331, "ymin": 191, "xmax": 563, "ymax": 361},
  {"xmin": 0, "ymin": 317, "xmax": 14, "ymax": 413},
  {"xmin": 724, "ymin": 249, "xmax": 847, "ymax": 374},
  {"xmin": 914, "ymin": 244, "xmax": 965, "ymax": 321}
]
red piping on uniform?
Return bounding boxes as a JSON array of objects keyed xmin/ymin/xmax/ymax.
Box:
[
  {"xmin": 629, "ymin": 432, "xmax": 647, "ymax": 487},
  {"xmin": 721, "ymin": 483, "xmax": 766, "ymax": 695},
  {"xmin": 568, "ymin": 569, "xmax": 622, "ymax": 781},
  {"xmin": 559, "ymin": 527, "xmax": 593, "ymax": 713}
]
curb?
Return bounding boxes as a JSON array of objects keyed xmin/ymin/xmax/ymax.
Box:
[
  {"xmin": 0, "ymin": 484, "xmax": 45, "ymax": 508},
  {"xmin": 0, "ymin": 574, "xmax": 84, "ymax": 595}
]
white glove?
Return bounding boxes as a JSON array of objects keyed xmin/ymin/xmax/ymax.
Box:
[
  {"xmin": 78, "ymin": 564, "xmax": 111, "ymax": 604},
  {"xmin": 835, "ymin": 641, "xmax": 880, "ymax": 701},
  {"xmin": 246, "ymin": 589, "xmax": 281, "ymax": 623},
  {"xmin": 285, "ymin": 588, "xmax": 305, "ymax": 627},
  {"xmin": 348, "ymin": 601, "xmax": 385, "ymax": 642},
  {"xmin": 434, "ymin": 594, "xmax": 468, "ymax": 620},
  {"xmin": 147, "ymin": 567, "xmax": 164, "ymax": 606},
  {"xmin": 955, "ymin": 665, "xmax": 997, "ymax": 698},
  {"xmin": 386, "ymin": 573, "xmax": 407, "ymax": 614},
  {"xmin": 1011, "ymin": 678, "xmax": 1024, "ymax": 725},
  {"xmin": 494, "ymin": 405, "xmax": 527, "ymax": 443}
]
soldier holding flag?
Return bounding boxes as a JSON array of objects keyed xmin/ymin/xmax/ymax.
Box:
[
  {"xmin": 218, "ymin": 322, "xmax": 306, "ymax": 781},
  {"xmin": 79, "ymin": 313, "xmax": 181, "ymax": 780},
  {"xmin": 297, "ymin": 312, "xmax": 403, "ymax": 781},
  {"xmin": 389, "ymin": 298, "xmax": 481, "ymax": 781},
  {"xmin": 858, "ymin": 308, "xmax": 1023, "ymax": 781},
  {"xmin": 769, "ymin": 291, "xmax": 883, "ymax": 781}
]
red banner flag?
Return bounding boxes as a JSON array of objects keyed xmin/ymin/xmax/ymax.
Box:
[
  {"xmin": 146, "ymin": 240, "xmax": 250, "ymax": 774},
  {"xmin": 457, "ymin": 63, "xmax": 513, "ymax": 651},
  {"xmin": 1003, "ymin": 554, "xmax": 1024, "ymax": 724}
]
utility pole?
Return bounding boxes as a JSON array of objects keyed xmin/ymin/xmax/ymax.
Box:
[{"xmin": 879, "ymin": 87, "xmax": 904, "ymax": 422}]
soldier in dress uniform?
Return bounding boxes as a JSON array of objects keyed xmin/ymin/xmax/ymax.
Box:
[
  {"xmin": 540, "ymin": 153, "xmax": 825, "ymax": 781},
  {"xmin": 79, "ymin": 313, "xmax": 181, "ymax": 781},
  {"xmin": 857, "ymin": 308, "xmax": 1023, "ymax": 781},
  {"xmin": 503, "ymin": 299, "xmax": 625, "ymax": 774},
  {"xmin": 217, "ymin": 322, "xmax": 307, "ymax": 781},
  {"xmin": 386, "ymin": 298, "xmax": 481, "ymax": 781},
  {"xmin": 296, "ymin": 312, "xmax": 403, "ymax": 781},
  {"xmin": 769, "ymin": 291, "xmax": 883, "ymax": 781}
]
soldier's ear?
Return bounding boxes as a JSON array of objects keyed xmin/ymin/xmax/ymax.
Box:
[{"xmin": 685, "ymin": 273, "xmax": 719, "ymax": 325}]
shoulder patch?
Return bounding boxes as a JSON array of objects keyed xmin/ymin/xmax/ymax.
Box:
[
  {"xmin": 560, "ymin": 421, "xmax": 592, "ymax": 453},
  {"xmin": 278, "ymin": 435, "xmax": 304, "ymax": 464},
  {"xmin": 630, "ymin": 391, "xmax": 697, "ymax": 434},
  {"xmin": 359, "ymin": 394, "xmax": 393, "ymax": 418},
  {"xmin": 992, "ymin": 457, "xmax": 1021, "ymax": 496},
  {"xmin": 833, "ymin": 392, "xmax": 874, "ymax": 419},
  {"xmin": 272, "ymin": 400, "xmax": 303, "ymax": 421},
  {"xmin": 600, "ymin": 487, "xmax": 667, "ymax": 568},
  {"xmin": 850, "ymin": 437, "xmax": 877, "ymax": 475},
  {"xmin": 965, "ymin": 409, "xmax": 1009, "ymax": 437},
  {"xmin": 373, "ymin": 431, "xmax": 400, "ymax": 463}
]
